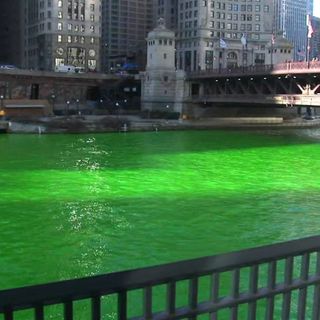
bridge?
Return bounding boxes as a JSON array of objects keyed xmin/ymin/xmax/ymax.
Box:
[{"xmin": 187, "ymin": 61, "xmax": 320, "ymax": 108}]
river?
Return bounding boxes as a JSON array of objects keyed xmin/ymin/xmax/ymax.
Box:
[{"xmin": 0, "ymin": 129, "xmax": 320, "ymax": 318}]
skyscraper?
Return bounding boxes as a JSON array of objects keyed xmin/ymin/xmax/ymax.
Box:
[
  {"xmin": 274, "ymin": 0, "xmax": 311, "ymax": 60},
  {"xmin": 22, "ymin": 0, "xmax": 101, "ymax": 72},
  {"xmin": 0, "ymin": 0, "xmax": 23, "ymax": 67},
  {"xmin": 311, "ymin": 15, "xmax": 320, "ymax": 59},
  {"xmin": 101, "ymin": 0, "xmax": 154, "ymax": 72}
]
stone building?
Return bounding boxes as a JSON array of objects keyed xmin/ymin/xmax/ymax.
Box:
[
  {"xmin": 265, "ymin": 36, "xmax": 294, "ymax": 65},
  {"xmin": 155, "ymin": 0, "xmax": 275, "ymax": 71},
  {"xmin": 141, "ymin": 19, "xmax": 186, "ymax": 113},
  {"xmin": 22, "ymin": 0, "xmax": 101, "ymax": 72}
]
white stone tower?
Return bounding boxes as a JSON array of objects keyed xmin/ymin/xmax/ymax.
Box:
[{"xmin": 141, "ymin": 18, "xmax": 186, "ymax": 115}]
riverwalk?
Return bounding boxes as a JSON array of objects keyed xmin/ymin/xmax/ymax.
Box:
[{"xmin": 2, "ymin": 115, "xmax": 320, "ymax": 133}]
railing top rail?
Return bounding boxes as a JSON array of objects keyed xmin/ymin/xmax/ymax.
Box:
[
  {"xmin": 1, "ymin": 235, "xmax": 320, "ymax": 312},
  {"xmin": 187, "ymin": 61, "xmax": 320, "ymax": 78}
]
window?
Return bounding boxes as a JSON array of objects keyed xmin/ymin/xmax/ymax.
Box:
[
  {"xmin": 164, "ymin": 53, "xmax": 167, "ymax": 59},
  {"xmin": 58, "ymin": 0, "xmax": 63, "ymax": 7},
  {"xmin": 255, "ymin": 5, "xmax": 260, "ymax": 12},
  {"xmin": 67, "ymin": 35, "xmax": 72, "ymax": 43},
  {"xmin": 58, "ymin": 22, "xmax": 63, "ymax": 30},
  {"xmin": 90, "ymin": 4, "xmax": 95, "ymax": 11},
  {"xmin": 58, "ymin": 11, "xmax": 63, "ymax": 18},
  {"xmin": 57, "ymin": 34, "xmax": 62, "ymax": 42}
]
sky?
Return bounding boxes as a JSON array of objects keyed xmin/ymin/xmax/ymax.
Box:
[{"xmin": 315, "ymin": 0, "xmax": 320, "ymax": 17}]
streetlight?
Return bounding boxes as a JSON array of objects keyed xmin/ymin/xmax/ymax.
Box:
[
  {"xmin": 115, "ymin": 102, "xmax": 120, "ymax": 118},
  {"xmin": 66, "ymin": 100, "xmax": 70, "ymax": 116},
  {"xmin": 0, "ymin": 95, "xmax": 4, "ymax": 108},
  {"xmin": 51, "ymin": 94, "xmax": 56, "ymax": 114}
]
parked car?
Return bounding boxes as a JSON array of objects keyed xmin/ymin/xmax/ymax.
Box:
[{"xmin": 0, "ymin": 64, "xmax": 18, "ymax": 70}]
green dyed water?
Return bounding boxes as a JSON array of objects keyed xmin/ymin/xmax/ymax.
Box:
[{"xmin": 0, "ymin": 129, "xmax": 320, "ymax": 318}]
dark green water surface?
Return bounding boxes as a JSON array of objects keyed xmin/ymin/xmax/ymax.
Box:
[{"xmin": 1, "ymin": 129, "xmax": 320, "ymax": 316}]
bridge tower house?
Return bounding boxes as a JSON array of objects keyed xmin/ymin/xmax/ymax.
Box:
[{"xmin": 141, "ymin": 19, "xmax": 187, "ymax": 116}]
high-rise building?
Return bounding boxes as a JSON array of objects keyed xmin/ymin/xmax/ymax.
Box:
[
  {"xmin": 101, "ymin": 0, "xmax": 154, "ymax": 72},
  {"xmin": 310, "ymin": 15, "xmax": 320, "ymax": 59},
  {"xmin": 0, "ymin": 0, "xmax": 23, "ymax": 67},
  {"xmin": 274, "ymin": 0, "xmax": 311, "ymax": 60},
  {"xmin": 22, "ymin": 0, "xmax": 101, "ymax": 72},
  {"xmin": 155, "ymin": 0, "xmax": 275, "ymax": 71}
]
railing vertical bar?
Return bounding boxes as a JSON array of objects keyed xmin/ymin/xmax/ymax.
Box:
[
  {"xmin": 35, "ymin": 305, "xmax": 44, "ymax": 320},
  {"xmin": 188, "ymin": 277, "xmax": 198, "ymax": 320},
  {"xmin": 281, "ymin": 256, "xmax": 293, "ymax": 320},
  {"xmin": 167, "ymin": 282, "xmax": 176, "ymax": 315},
  {"xmin": 297, "ymin": 253, "xmax": 310, "ymax": 320},
  {"xmin": 312, "ymin": 252, "xmax": 320, "ymax": 320},
  {"xmin": 144, "ymin": 286, "xmax": 152, "ymax": 320},
  {"xmin": 64, "ymin": 301, "xmax": 73, "ymax": 320},
  {"xmin": 248, "ymin": 265, "xmax": 259, "ymax": 320},
  {"xmin": 91, "ymin": 296, "xmax": 101, "ymax": 320},
  {"xmin": 265, "ymin": 261, "xmax": 276, "ymax": 320},
  {"xmin": 210, "ymin": 273, "xmax": 220, "ymax": 320},
  {"xmin": 118, "ymin": 291, "xmax": 127, "ymax": 320},
  {"xmin": 4, "ymin": 309, "xmax": 13, "ymax": 320},
  {"xmin": 230, "ymin": 268, "xmax": 240, "ymax": 320}
]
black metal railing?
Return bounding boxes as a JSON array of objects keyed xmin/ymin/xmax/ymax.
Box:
[{"xmin": 1, "ymin": 235, "xmax": 320, "ymax": 320}]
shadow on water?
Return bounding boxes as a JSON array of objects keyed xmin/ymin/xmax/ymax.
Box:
[
  {"xmin": 1, "ymin": 188, "xmax": 320, "ymax": 289},
  {"xmin": 0, "ymin": 129, "xmax": 319, "ymax": 171}
]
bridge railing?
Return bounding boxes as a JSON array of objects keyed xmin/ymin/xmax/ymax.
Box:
[
  {"xmin": 1, "ymin": 235, "xmax": 320, "ymax": 320},
  {"xmin": 187, "ymin": 61, "xmax": 320, "ymax": 78}
]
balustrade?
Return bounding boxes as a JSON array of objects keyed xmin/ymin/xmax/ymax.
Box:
[{"xmin": 1, "ymin": 236, "xmax": 320, "ymax": 319}]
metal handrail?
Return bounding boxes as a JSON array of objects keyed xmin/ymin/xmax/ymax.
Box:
[
  {"xmin": 1, "ymin": 235, "xmax": 320, "ymax": 319},
  {"xmin": 187, "ymin": 61, "xmax": 320, "ymax": 78}
]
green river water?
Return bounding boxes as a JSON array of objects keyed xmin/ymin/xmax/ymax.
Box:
[{"xmin": 1, "ymin": 129, "xmax": 320, "ymax": 319}]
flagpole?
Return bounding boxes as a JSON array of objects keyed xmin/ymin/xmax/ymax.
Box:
[
  {"xmin": 306, "ymin": 14, "xmax": 314, "ymax": 68},
  {"xmin": 307, "ymin": 36, "xmax": 311, "ymax": 67}
]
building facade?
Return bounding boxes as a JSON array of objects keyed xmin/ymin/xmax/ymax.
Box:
[
  {"xmin": 101, "ymin": 0, "xmax": 154, "ymax": 72},
  {"xmin": 155, "ymin": 0, "xmax": 277, "ymax": 71},
  {"xmin": 310, "ymin": 15, "xmax": 320, "ymax": 60},
  {"xmin": 0, "ymin": 0, "xmax": 23, "ymax": 67},
  {"xmin": 274, "ymin": 0, "xmax": 312, "ymax": 60},
  {"xmin": 23, "ymin": 0, "xmax": 101, "ymax": 72}
]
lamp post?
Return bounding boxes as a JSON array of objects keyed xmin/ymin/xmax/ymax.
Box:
[
  {"xmin": 66, "ymin": 100, "xmax": 70, "ymax": 116},
  {"xmin": 0, "ymin": 95, "xmax": 4, "ymax": 117},
  {"xmin": 51, "ymin": 94, "xmax": 56, "ymax": 114},
  {"xmin": 115, "ymin": 102, "xmax": 120, "ymax": 119}
]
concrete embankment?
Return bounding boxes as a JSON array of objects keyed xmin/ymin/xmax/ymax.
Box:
[{"xmin": 2, "ymin": 116, "xmax": 320, "ymax": 134}]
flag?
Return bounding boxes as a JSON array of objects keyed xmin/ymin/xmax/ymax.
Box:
[
  {"xmin": 241, "ymin": 34, "xmax": 247, "ymax": 46},
  {"xmin": 307, "ymin": 14, "xmax": 314, "ymax": 38},
  {"xmin": 297, "ymin": 49, "xmax": 306, "ymax": 57},
  {"xmin": 219, "ymin": 38, "xmax": 227, "ymax": 48}
]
